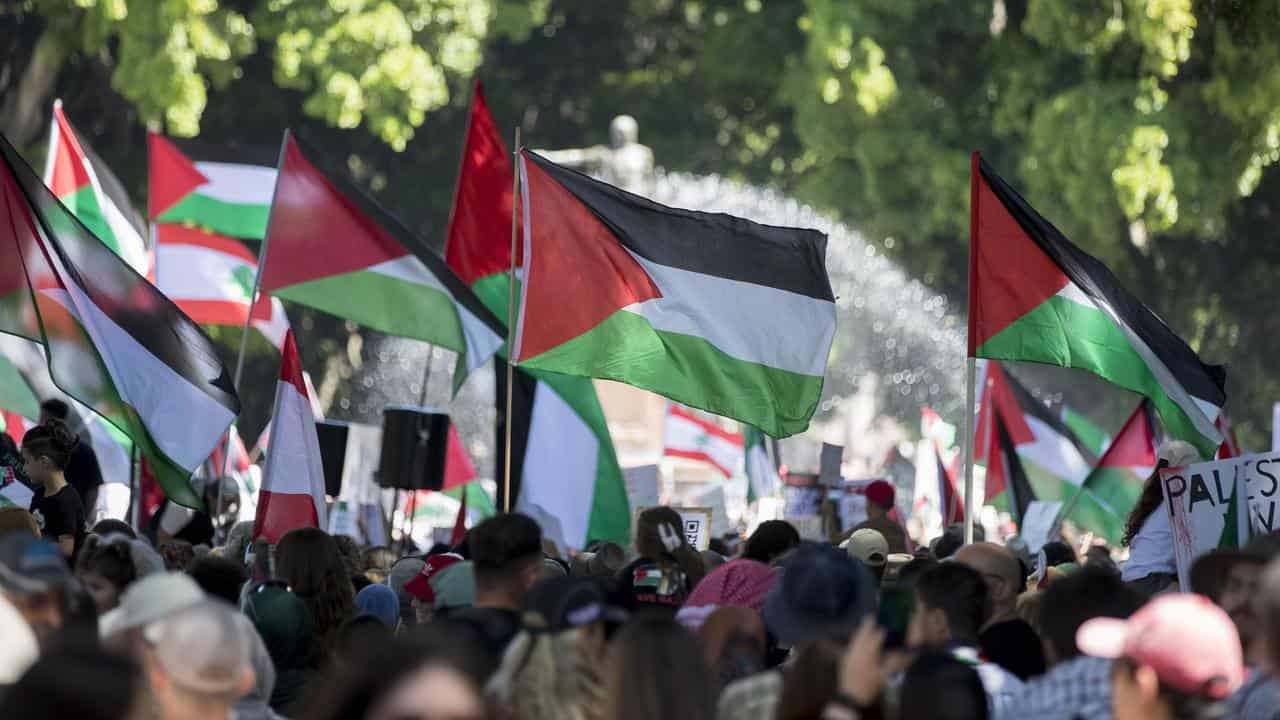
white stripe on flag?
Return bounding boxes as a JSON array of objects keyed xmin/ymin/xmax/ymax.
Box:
[
  {"xmin": 516, "ymin": 383, "xmax": 600, "ymax": 550},
  {"xmin": 663, "ymin": 410, "xmax": 743, "ymax": 477},
  {"xmin": 157, "ymin": 243, "xmax": 253, "ymax": 303},
  {"xmin": 1021, "ymin": 415, "xmax": 1092, "ymax": 487},
  {"xmin": 192, "ymin": 161, "xmax": 276, "ymax": 205}
]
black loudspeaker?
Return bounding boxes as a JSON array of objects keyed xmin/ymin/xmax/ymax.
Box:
[
  {"xmin": 315, "ymin": 421, "xmax": 349, "ymax": 498},
  {"xmin": 378, "ymin": 407, "xmax": 449, "ymax": 491}
]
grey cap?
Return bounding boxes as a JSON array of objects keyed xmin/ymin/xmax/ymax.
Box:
[
  {"xmin": 99, "ymin": 571, "xmax": 205, "ymax": 638},
  {"xmin": 0, "ymin": 533, "xmax": 69, "ymax": 597}
]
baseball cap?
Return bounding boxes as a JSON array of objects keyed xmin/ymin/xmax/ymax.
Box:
[
  {"xmin": 403, "ymin": 553, "xmax": 463, "ymax": 604},
  {"xmin": 99, "ymin": 571, "xmax": 205, "ymax": 638},
  {"xmin": 0, "ymin": 533, "xmax": 69, "ymax": 597},
  {"xmin": 842, "ymin": 528, "xmax": 889, "ymax": 567},
  {"xmin": 144, "ymin": 600, "xmax": 249, "ymax": 696},
  {"xmin": 864, "ymin": 480, "xmax": 895, "ymax": 509},
  {"xmin": 1077, "ymin": 593, "xmax": 1244, "ymax": 699},
  {"xmin": 430, "ymin": 560, "xmax": 476, "ymax": 610},
  {"xmin": 763, "ymin": 542, "xmax": 875, "ymax": 646},
  {"xmin": 523, "ymin": 576, "xmax": 609, "ymax": 632}
]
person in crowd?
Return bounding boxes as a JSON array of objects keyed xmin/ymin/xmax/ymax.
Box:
[
  {"xmin": 954, "ymin": 541, "xmax": 1047, "ymax": 680},
  {"xmin": 676, "ymin": 557, "xmax": 776, "ymax": 631},
  {"xmin": 1042, "ymin": 540, "xmax": 1079, "ymax": 569},
  {"xmin": 431, "ymin": 560, "xmax": 478, "ymax": 612},
  {"xmin": 221, "ymin": 520, "xmax": 256, "ymax": 565},
  {"xmin": 1, "ymin": 431, "xmax": 32, "ymax": 497},
  {"xmin": 1086, "ymin": 544, "xmax": 1119, "ymax": 573},
  {"xmin": 898, "ymin": 652, "xmax": 991, "ymax": 720},
  {"xmin": 0, "ymin": 532, "xmax": 72, "ymax": 646},
  {"xmin": 333, "ymin": 615, "xmax": 394, "ymax": 665},
  {"xmin": 158, "ymin": 539, "xmax": 195, "ymax": 571},
  {"xmin": 718, "ymin": 542, "xmax": 875, "ymax": 720},
  {"xmin": 75, "ymin": 532, "xmax": 162, "ymax": 613},
  {"xmin": 570, "ymin": 540, "xmax": 627, "ymax": 578},
  {"xmin": 99, "ymin": 571, "xmax": 206, "ymax": 651},
  {"xmin": 907, "ymin": 562, "xmax": 1025, "ymax": 713},
  {"xmin": 188, "ymin": 554, "xmax": 249, "ymax": 605},
  {"xmin": 1078, "ymin": 593, "xmax": 1245, "ymax": 720},
  {"xmin": 605, "ymin": 614, "xmax": 716, "ymax": 720},
  {"xmin": 848, "ymin": 480, "xmax": 908, "ymax": 553},
  {"xmin": 617, "ymin": 506, "xmax": 706, "ymax": 614},
  {"xmin": 142, "ymin": 600, "xmax": 255, "ymax": 720},
  {"xmin": 403, "ymin": 552, "xmax": 464, "ymax": 624},
  {"xmin": 1003, "ymin": 566, "xmax": 1144, "ymax": 719},
  {"xmin": 332, "ymin": 534, "xmax": 366, "ymax": 585},
  {"xmin": 354, "ymin": 582, "xmax": 400, "ymax": 630},
  {"xmin": 0, "ymin": 507, "xmax": 39, "ymax": 537},
  {"xmin": 1121, "ymin": 441, "xmax": 1200, "ymax": 596},
  {"xmin": 446, "ymin": 513, "xmax": 544, "ymax": 672},
  {"xmin": 243, "ymin": 581, "xmax": 313, "ymax": 713},
  {"xmin": 275, "ymin": 526, "xmax": 354, "ymax": 667},
  {"xmin": 698, "ymin": 606, "xmax": 767, "ymax": 694},
  {"xmin": 232, "ymin": 613, "xmax": 286, "ymax": 720},
  {"xmin": 931, "ymin": 523, "xmax": 985, "ymax": 560},
  {"xmin": 91, "ymin": 519, "xmax": 136, "ymax": 539},
  {"xmin": 741, "ymin": 519, "xmax": 801, "ymax": 565},
  {"xmin": 0, "ymin": 639, "xmax": 146, "ymax": 720},
  {"xmin": 362, "ymin": 546, "xmax": 397, "ymax": 583},
  {"xmin": 299, "ymin": 633, "xmax": 487, "ymax": 720},
  {"xmin": 842, "ymin": 528, "xmax": 889, "ymax": 585},
  {"xmin": 21, "ymin": 420, "xmax": 86, "ymax": 558},
  {"xmin": 700, "ymin": 549, "xmax": 727, "ymax": 572},
  {"xmin": 388, "ymin": 555, "xmax": 426, "ymax": 626},
  {"xmin": 0, "ymin": 592, "xmax": 39, "ymax": 685},
  {"xmin": 488, "ymin": 576, "xmax": 611, "ymax": 720},
  {"xmin": 38, "ymin": 399, "xmax": 103, "ymax": 520}
]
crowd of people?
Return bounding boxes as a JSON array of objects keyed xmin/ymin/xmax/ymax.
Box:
[{"xmin": 0, "ymin": 418, "xmax": 1278, "ymax": 720}]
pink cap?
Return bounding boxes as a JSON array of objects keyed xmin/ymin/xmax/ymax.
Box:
[
  {"xmin": 403, "ymin": 554, "xmax": 462, "ymax": 603},
  {"xmin": 864, "ymin": 480, "xmax": 895, "ymax": 509},
  {"xmin": 1077, "ymin": 594, "xmax": 1244, "ymax": 699}
]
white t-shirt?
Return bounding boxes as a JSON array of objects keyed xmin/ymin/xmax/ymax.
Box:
[{"xmin": 1121, "ymin": 506, "xmax": 1175, "ymax": 581}]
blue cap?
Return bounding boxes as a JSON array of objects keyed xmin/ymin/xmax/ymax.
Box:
[
  {"xmin": 355, "ymin": 583, "xmax": 401, "ymax": 628},
  {"xmin": 763, "ymin": 542, "xmax": 875, "ymax": 646},
  {"xmin": 0, "ymin": 532, "xmax": 68, "ymax": 597}
]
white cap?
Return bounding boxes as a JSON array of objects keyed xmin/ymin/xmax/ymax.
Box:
[{"xmin": 100, "ymin": 571, "xmax": 205, "ymax": 639}]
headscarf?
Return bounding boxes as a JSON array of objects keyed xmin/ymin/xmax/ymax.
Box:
[
  {"xmin": 677, "ymin": 558, "xmax": 777, "ymax": 631},
  {"xmin": 243, "ymin": 584, "xmax": 313, "ymax": 711}
]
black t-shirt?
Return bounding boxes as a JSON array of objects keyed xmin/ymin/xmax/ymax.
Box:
[
  {"xmin": 979, "ymin": 617, "xmax": 1047, "ymax": 681},
  {"xmin": 64, "ymin": 441, "xmax": 103, "ymax": 514},
  {"xmin": 30, "ymin": 484, "xmax": 86, "ymax": 556},
  {"xmin": 615, "ymin": 557, "xmax": 690, "ymax": 616}
]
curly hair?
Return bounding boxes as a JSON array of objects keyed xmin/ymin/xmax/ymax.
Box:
[
  {"xmin": 276, "ymin": 527, "xmax": 354, "ymax": 667},
  {"xmin": 21, "ymin": 419, "xmax": 79, "ymax": 470}
]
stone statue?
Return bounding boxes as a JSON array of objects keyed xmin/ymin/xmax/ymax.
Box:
[{"xmin": 538, "ymin": 115, "xmax": 655, "ymax": 195}]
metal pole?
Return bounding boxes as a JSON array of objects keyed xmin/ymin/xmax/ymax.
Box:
[
  {"xmin": 503, "ymin": 127, "xmax": 521, "ymax": 513},
  {"xmin": 963, "ymin": 357, "xmax": 976, "ymax": 544}
]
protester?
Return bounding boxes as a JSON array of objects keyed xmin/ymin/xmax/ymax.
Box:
[
  {"xmin": 698, "ymin": 605, "xmax": 767, "ymax": 693},
  {"xmin": 75, "ymin": 532, "xmax": 162, "ymax": 613},
  {"xmin": 275, "ymin": 526, "xmax": 354, "ymax": 667},
  {"xmin": 931, "ymin": 523, "xmax": 984, "ymax": 560},
  {"xmin": 445, "ymin": 513, "xmax": 544, "ymax": 672},
  {"xmin": 907, "ymin": 562, "xmax": 1025, "ymax": 713},
  {"xmin": 741, "ymin": 519, "xmax": 801, "ymax": 565},
  {"xmin": 849, "ymin": 479, "xmax": 908, "ymax": 553},
  {"xmin": 142, "ymin": 600, "xmax": 254, "ymax": 720},
  {"xmin": 676, "ymin": 557, "xmax": 776, "ymax": 631},
  {"xmin": 1121, "ymin": 441, "xmax": 1200, "ymax": 596},
  {"xmin": 38, "ymin": 399, "xmax": 103, "ymax": 520},
  {"xmin": 1078, "ymin": 593, "xmax": 1245, "ymax": 720},
  {"xmin": 842, "ymin": 528, "xmax": 889, "ymax": 585},
  {"xmin": 570, "ymin": 541, "xmax": 627, "ymax": 578},
  {"xmin": 91, "ymin": 519, "xmax": 136, "ymax": 540},
  {"xmin": 898, "ymin": 652, "xmax": 990, "ymax": 720},
  {"xmin": 232, "ymin": 613, "xmax": 286, "ymax": 720},
  {"xmin": 243, "ymin": 582, "xmax": 313, "ymax": 713},
  {"xmin": 99, "ymin": 571, "xmax": 205, "ymax": 649},
  {"xmin": 354, "ymin": 582, "xmax": 401, "ymax": 630},
  {"xmin": 1003, "ymin": 566, "xmax": 1143, "ymax": 719},
  {"xmin": 431, "ymin": 560, "xmax": 478, "ymax": 612},
  {"xmin": 388, "ymin": 555, "xmax": 427, "ymax": 625},
  {"xmin": 954, "ymin": 541, "xmax": 1047, "ymax": 680},
  {"xmin": 188, "ymin": 554, "xmax": 249, "ymax": 605},
  {"xmin": 362, "ymin": 546, "xmax": 398, "ymax": 583},
  {"xmin": 0, "ymin": 532, "xmax": 71, "ymax": 646},
  {"xmin": 605, "ymin": 614, "xmax": 716, "ymax": 720},
  {"xmin": 21, "ymin": 420, "xmax": 86, "ymax": 558},
  {"xmin": 0, "ymin": 507, "xmax": 39, "ymax": 537},
  {"xmin": 617, "ymin": 506, "xmax": 706, "ymax": 614},
  {"xmin": 403, "ymin": 552, "xmax": 464, "ymax": 624},
  {"xmin": 0, "ymin": 640, "xmax": 145, "ymax": 720}
]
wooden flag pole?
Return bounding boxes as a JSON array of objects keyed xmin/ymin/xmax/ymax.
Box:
[
  {"xmin": 503, "ymin": 127, "xmax": 521, "ymax": 514},
  {"xmin": 963, "ymin": 357, "xmax": 976, "ymax": 544}
]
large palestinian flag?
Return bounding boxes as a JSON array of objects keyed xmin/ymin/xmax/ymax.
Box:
[
  {"xmin": 444, "ymin": 84, "xmax": 629, "ymax": 549},
  {"xmin": 968, "ymin": 154, "xmax": 1226, "ymax": 458},
  {"xmin": 148, "ymin": 133, "xmax": 290, "ymax": 348},
  {"xmin": 261, "ymin": 134, "xmax": 503, "ymax": 391},
  {"xmin": 1062, "ymin": 401, "xmax": 1158, "ymax": 544},
  {"xmin": 148, "ymin": 134, "xmax": 275, "ymax": 240},
  {"xmin": 513, "ymin": 149, "xmax": 836, "ymax": 438},
  {"xmin": 0, "ymin": 132, "xmax": 240, "ymax": 508},
  {"xmin": 976, "ymin": 362, "xmax": 1095, "ymax": 511},
  {"xmin": 44, "ymin": 101, "xmax": 150, "ymax": 275}
]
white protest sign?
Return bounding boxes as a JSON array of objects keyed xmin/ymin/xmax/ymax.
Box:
[
  {"xmin": 819, "ymin": 443, "xmax": 844, "ymax": 487},
  {"xmin": 784, "ymin": 472, "xmax": 823, "ymax": 518},
  {"xmin": 328, "ymin": 499, "xmax": 360, "ymax": 540},
  {"xmin": 1019, "ymin": 500, "xmax": 1063, "ymax": 553},
  {"xmin": 623, "ymin": 465, "xmax": 661, "ymax": 511},
  {"xmin": 838, "ymin": 478, "xmax": 876, "ymax": 530},
  {"xmin": 695, "ymin": 484, "xmax": 731, "ymax": 538},
  {"xmin": 1160, "ymin": 457, "xmax": 1255, "ymax": 589}
]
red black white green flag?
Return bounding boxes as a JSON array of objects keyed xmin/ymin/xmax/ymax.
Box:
[
  {"xmin": 1062, "ymin": 401, "xmax": 1158, "ymax": 544},
  {"xmin": 0, "ymin": 132, "xmax": 240, "ymax": 508},
  {"xmin": 513, "ymin": 150, "xmax": 836, "ymax": 438},
  {"xmin": 968, "ymin": 154, "xmax": 1225, "ymax": 458}
]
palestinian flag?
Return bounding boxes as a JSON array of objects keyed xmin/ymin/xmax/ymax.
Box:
[
  {"xmin": 43, "ymin": 101, "xmax": 150, "ymax": 275},
  {"xmin": 261, "ymin": 134, "xmax": 503, "ymax": 390},
  {"xmin": 444, "ymin": 84, "xmax": 629, "ymax": 549},
  {"xmin": 148, "ymin": 132, "xmax": 276, "ymax": 240},
  {"xmin": 1063, "ymin": 401, "xmax": 1158, "ymax": 544},
  {"xmin": 976, "ymin": 362, "xmax": 1095, "ymax": 509},
  {"xmin": 255, "ymin": 331, "xmax": 326, "ymax": 542},
  {"xmin": 1062, "ymin": 406, "xmax": 1110, "ymax": 457},
  {"xmin": 0, "ymin": 351, "xmax": 41, "ymax": 424},
  {"xmin": 936, "ymin": 440, "xmax": 965, "ymax": 525},
  {"xmin": 663, "ymin": 404, "xmax": 744, "ymax": 478},
  {"xmin": 968, "ymin": 154, "xmax": 1226, "ymax": 458},
  {"xmin": 744, "ymin": 425, "xmax": 780, "ymax": 503},
  {"xmin": 513, "ymin": 149, "xmax": 836, "ymax": 438},
  {"xmin": 0, "ymin": 132, "xmax": 240, "ymax": 508}
]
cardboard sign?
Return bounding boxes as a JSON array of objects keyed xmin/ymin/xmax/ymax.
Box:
[
  {"xmin": 1160, "ymin": 458, "xmax": 1253, "ymax": 589},
  {"xmin": 635, "ymin": 506, "xmax": 713, "ymax": 550},
  {"xmin": 1019, "ymin": 500, "xmax": 1064, "ymax": 553},
  {"xmin": 623, "ymin": 465, "xmax": 661, "ymax": 511}
]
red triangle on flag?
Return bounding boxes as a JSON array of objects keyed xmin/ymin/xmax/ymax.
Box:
[
  {"xmin": 47, "ymin": 101, "xmax": 92, "ymax": 197},
  {"xmin": 443, "ymin": 425, "xmax": 477, "ymax": 490},
  {"xmin": 1100, "ymin": 402, "xmax": 1157, "ymax": 469},
  {"xmin": 147, "ymin": 131, "xmax": 209, "ymax": 219}
]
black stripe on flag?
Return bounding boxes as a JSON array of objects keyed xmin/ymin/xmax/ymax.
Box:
[
  {"xmin": 977, "ymin": 159, "xmax": 1226, "ymax": 409},
  {"xmin": 523, "ymin": 151, "xmax": 834, "ymax": 302},
  {"xmin": 0, "ymin": 134, "xmax": 240, "ymax": 413},
  {"xmin": 494, "ymin": 356, "xmax": 538, "ymax": 511},
  {"xmin": 1003, "ymin": 367, "xmax": 1097, "ymax": 465},
  {"xmin": 169, "ymin": 137, "xmax": 280, "ymax": 168},
  {"xmin": 995, "ymin": 409, "xmax": 1036, "ymax": 526},
  {"xmin": 288, "ymin": 134, "xmax": 505, "ymax": 339}
]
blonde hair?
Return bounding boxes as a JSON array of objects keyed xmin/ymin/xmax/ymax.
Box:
[{"xmin": 488, "ymin": 613, "xmax": 604, "ymax": 720}]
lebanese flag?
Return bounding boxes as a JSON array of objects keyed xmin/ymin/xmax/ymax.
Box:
[
  {"xmin": 261, "ymin": 134, "xmax": 504, "ymax": 391},
  {"xmin": 514, "ymin": 150, "xmax": 835, "ymax": 438},
  {"xmin": 662, "ymin": 404, "xmax": 744, "ymax": 478},
  {"xmin": 254, "ymin": 331, "xmax": 327, "ymax": 542},
  {"xmin": 968, "ymin": 154, "xmax": 1225, "ymax": 458},
  {"xmin": 253, "ymin": 370, "xmax": 322, "ymax": 457},
  {"xmin": 1063, "ymin": 401, "xmax": 1158, "ymax": 544}
]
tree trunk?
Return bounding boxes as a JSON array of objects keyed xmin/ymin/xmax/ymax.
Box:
[{"xmin": 0, "ymin": 30, "xmax": 68, "ymax": 146}]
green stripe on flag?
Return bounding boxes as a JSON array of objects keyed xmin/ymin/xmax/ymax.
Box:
[
  {"xmin": 59, "ymin": 185, "xmax": 118, "ymax": 254},
  {"xmin": 1067, "ymin": 466, "xmax": 1142, "ymax": 544},
  {"xmin": 157, "ymin": 193, "xmax": 270, "ymax": 240},
  {"xmin": 977, "ymin": 294, "xmax": 1215, "ymax": 458},
  {"xmin": 0, "ymin": 353, "xmax": 40, "ymax": 420},
  {"xmin": 1063, "ymin": 407, "xmax": 1110, "ymax": 457}
]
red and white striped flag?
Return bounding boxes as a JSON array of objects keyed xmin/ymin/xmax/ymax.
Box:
[
  {"xmin": 662, "ymin": 404, "xmax": 743, "ymax": 478},
  {"xmin": 254, "ymin": 331, "xmax": 326, "ymax": 542}
]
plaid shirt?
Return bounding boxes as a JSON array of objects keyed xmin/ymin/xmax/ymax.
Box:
[{"xmin": 998, "ymin": 655, "xmax": 1112, "ymax": 720}]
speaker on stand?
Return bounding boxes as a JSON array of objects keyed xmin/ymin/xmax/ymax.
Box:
[{"xmin": 378, "ymin": 407, "xmax": 450, "ymax": 552}]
